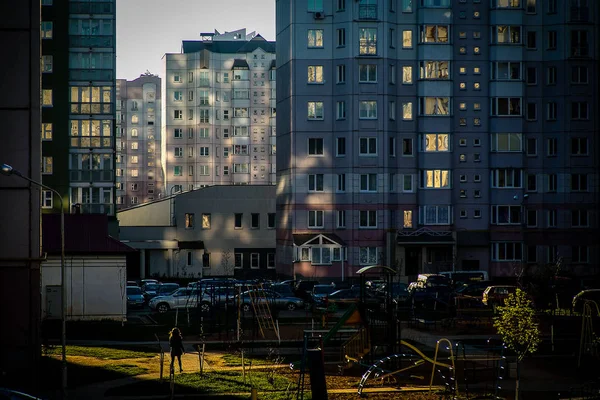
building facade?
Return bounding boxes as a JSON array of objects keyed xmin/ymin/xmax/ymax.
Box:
[
  {"xmin": 0, "ymin": 0, "xmax": 42, "ymax": 391},
  {"xmin": 118, "ymin": 185, "xmax": 277, "ymax": 280},
  {"xmin": 161, "ymin": 29, "xmax": 276, "ymax": 194},
  {"xmin": 276, "ymin": 0, "xmax": 599, "ymax": 280},
  {"xmin": 42, "ymin": 0, "xmax": 117, "ymax": 216},
  {"xmin": 116, "ymin": 74, "xmax": 163, "ymax": 208}
]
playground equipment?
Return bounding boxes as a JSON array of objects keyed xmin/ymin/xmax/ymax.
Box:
[
  {"xmin": 296, "ymin": 333, "xmax": 328, "ymax": 400},
  {"xmin": 578, "ymin": 299, "xmax": 600, "ymax": 368},
  {"xmin": 429, "ymin": 338, "xmax": 457, "ymax": 396},
  {"xmin": 245, "ymin": 283, "xmax": 280, "ymax": 341}
]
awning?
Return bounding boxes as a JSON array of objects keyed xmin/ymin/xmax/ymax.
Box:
[
  {"xmin": 293, "ymin": 233, "xmax": 346, "ymax": 247},
  {"xmin": 178, "ymin": 241, "xmax": 204, "ymax": 250},
  {"xmin": 232, "ymin": 59, "xmax": 249, "ymax": 70},
  {"xmin": 397, "ymin": 228, "xmax": 454, "ymax": 244}
]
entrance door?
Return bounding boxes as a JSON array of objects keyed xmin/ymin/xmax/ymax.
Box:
[{"xmin": 405, "ymin": 247, "xmax": 420, "ymax": 276}]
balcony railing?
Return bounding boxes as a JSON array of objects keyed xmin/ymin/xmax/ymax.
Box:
[
  {"xmin": 359, "ymin": 5, "xmax": 377, "ymax": 20},
  {"xmin": 70, "ymin": 169, "xmax": 114, "ymax": 182},
  {"xmin": 69, "ymin": 35, "xmax": 114, "ymax": 48},
  {"xmin": 77, "ymin": 203, "xmax": 114, "ymax": 215},
  {"xmin": 569, "ymin": 6, "xmax": 589, "ymax": 22},
  {"xmin": 69, "ymin": 69, "xmax": 114, "ymax": 81}
]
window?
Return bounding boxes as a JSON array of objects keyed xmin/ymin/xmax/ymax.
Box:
[
  {"xmin": 419, "ymin": 61, "xmax": 449, "ymax": 80},
  {"xmin": 41, "ymin": 190, "xmax": 53, "ymax": 209},
  {"xmin": 572, "ymin": 210, "xmax": 589, "ymax": 228},
  {"xmin": 359, "ymin": 101, "xmax": 377, "ymax": 119},
  {"xmin": 402, "ymin": 138, "xmax": 413, "ymax": 156},
  {"xmin": 336, "ymin": 64, "xmax": 346, "ymax": 83},
  {"xmin": 572, "ymin": 246, "xmax": 588, "ymax": 264},
  {"xmin": 174, "ymin": 147, "xmax": 183, "ymax": 158},
  {"xmin": 333, "ymin": 28, "xmax": 346, "ymax": 49},
  {"xmin": 360, "ymin": 174, "xmax": 377, "ymax": 192},
  {"xmin": 42, "ymin": 157, "xmax": 53, "ymax": 174},
  {"xmin": 547, "ymin": 66, "xmax": 557, "ymax": 85},
  {"xmin": 307, "ymin": 65, "xmax": 324, "ymax": 83},
  {"xmin": 526, "ymin": 138, "xmax": 537, "ymax": 156},
  {"xmin": 198, "ymin": 213, "xmax": 211, "ymax": 229},
  {"xmin": 403, "ymin": 210, "xmax": 413, "ymax": 228},
  {"xmin": 491, "ymin": 62, "xmax": 521, "ymax": 80},
  {"xmin": 250, "ymin": 253, "xmax": 260, "ymax": 269},
  {"xmin": 336, "ymin": 137, "xmax": 346, "ymax": 156},
  {"xmin": 547, "ymin": 173, "xmax": 557, "ymax": 192},
  {"xmin": 419, "ymin": 205, "xmax": 451, "ymax": 225},
  {"xmin": 419, "ymin": 97, "xmax": 450, "ymax": 115},
  {"xmin": 402, "ymin": 30, "xmax": 413, "ymax": 48},
  {"xmin": 491, "ymin": 97, "xmax": 521, "ymax": 116},
  {"xmin": 491, "ymin": 168, "xmax": 523, "ymax": 189},
  {"xmin": 401, "ymin": 66, "xmax": 413, "ymax": 84},
  {"xmin": 547, "ymin": 31, "xmax": 557, "ymax": 49},
  {"xmin": 571, "ymin": 138, "xmax": 588, "ymax": 156},
  {"xmin": 571, "ymin": 30, "xmax": 589, "ymax": 57},
  {"xmin": 571, "ymin": 66, "xmax": 588, "ymax": 84},
  {"xmin": 308, "ymin": 210, "xmax": 324, "ymax": 228},
  {"xmin": 526, "ymin": 209, "xmax": 537, "ymax": 227},
  {"xmin": 42, "ymin": 55, "xmax": 53, "ymax": 73},
  {"xmin": 308, "ymin": 0, "xmax": 324, "ymax": 12},
  {"xmin": 336, "ymin": 210, "xmax": 346, "ymax": 228},
  {"xmin": 491, "ymin": 242, "xmax": 523, "ymax": 261},
  {"xmin": 308, "ymin": 101, "xmax": 324, "ymax": 120},
  {"xmin": 527, "ymin": 31, "xmax": 537, "ymax": 49},
  {"xmin": 420, "ymin": 25, "xmax": 449, "ymax": 43},
  {"xmin": 571, "ymin": 174, "xmax": 588, "ymax": 192},
  {"xmin": 234, "ymin": 253, "xmax": 243, "ymax": 269},
  {"xmin": 402, "ymin": 102, "xmax": 413, "ymax": 120},
  {"xmin": 359, "ymin": 65, "xmax": 377, "ymax": 83},
  {"xmin": 548, "ymin": 210, "xmax": 557, "ymax": 228},
  {"xmin": 267, "ymin": 213, "xmax": 276, "ymax": 229},
  {"xmin": 308, "ymin": 138, "xmax": 324, "ymax": 155},
  {"xmin": 173, "ymin": 91, "xmax": 183, "ymax": 101},
  {"xmin": 571, "ymin": 102, "xmax": 588, "ymax": 120},
  {"xmin": 173, "ymin": 110, "xmax": 182, "ymax": 119},
  {"xmin": 403, "ymin": 175, "xmax": 414, "ymax": 192},
  {"xmin": 526, "ymin": 174, "xmax": 537, "ymax": 192},
  {"xmin": 42, "ymin": 123, "xmax": 53, "ymax": 141},
  {"xmin": 421, "ymin": 133, "xmax": 449, "ymax": 152},
  {"xmin": 547, "ymin": 102, "xmax": 557, "ymax": 120},
  {"xmin": 359, "ymin": 247, "xmax": 378, "ymax": 265},
  {"xmin": 308, "ymin": 174, "xmax": 324, "ymax": 192},
  {"xmin": 251, "ymin": 213, "xmax": 260, "ymax": 229},
  {"xmin": 336, "ymin": 101, "xmax": 346, "ymax": 120},
  {"xmin": 526, "ymin": 67, "xmax": 537, "ymax": 84},
  {"xmin": 308, "ymin": 29, "xmax": 324, "ymax": 48},
  {"xmin": 493, "ymin": 25, "xmax": 521, "ymax": 44},
  {"xmin": 185, "ymin": 213, "xmax": 195, "ymax": 229},
  {"xmin": 420, "ymin": 170, "xmax": 450, "ymax": 188},
  {"xmin": 234, "ymin": 213, "xmax": 243, "ymax": 229},
  {"xmin": 42, "ymin": 89, "xmax": 53, "ymax": 107},
  {"xmin": 491, "ymin": 133, "xmax": 522, "ymax": 152},
  {"xmin": 547, "ymin": 138, "xmax": 557, "ymax": 157},
  {"xmin": 359, "ymin": 210, "xmax": 377, "ymax": 228},
  {"xmin": 41, "ymin": 21, "xmax": 53, "ymax": 39},
  {"xmin": 359, "ymin": 137, "xmax": 377, "ymax": 156},
  {"xmin": 359, "ymin": 28, "xmax": 377, "ymax": 55},
  {"xmin": 527, "ymin": 103, "xmax": 537, "ymax": 120}
]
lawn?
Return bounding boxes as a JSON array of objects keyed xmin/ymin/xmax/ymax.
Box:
[
  {"xmin": 221, "ymin": 352, "xmax": 278, "ymax": 367},
  {"xmin": 43, "ymin": 345, "xmax": 157, "ymax": 359}
]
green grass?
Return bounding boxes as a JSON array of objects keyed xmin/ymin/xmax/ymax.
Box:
[
  {"xmin": 105, "ymin": 370, "xmax": 298, "ymax": 397},
  {"xmin": 43, "ymin": 345, "xmax": 157, "ymax": 359},
  {"xmin": 102, "ymin": 363, "xmax": 149, "ymax": 376},
  {"xmin": 221, "ymin": 353, "xmax": 276, "ymax": 367}
]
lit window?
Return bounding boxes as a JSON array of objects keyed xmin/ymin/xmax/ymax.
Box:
[
  {"xmin": 402, "ymin": 30, "xmax": 412, "ymax": 48},
  {"xmin": 421, "ymin": 133, "xmax": 449, "ymax": 152},
  {"xmin": 402, "ymin": 66, "xmax": 412, "ymax": 84},
  {"xmin": 42, "ymin": 55, "xmax": 53, "ymax": 73},
  {"xmin": 42, "ymin": 157, "xmax": 53, "ymax": 174},
  {"xmin": 185, "ymin": 213, "xmax": 195, "ymax": 229},
  {"xmin": 41, "ymin": 21, "xmax": 53, "ymax": 39},
  {"xmin": 307, "ymin": 101, "xmax": 324, "ymax": 120},
  {"xmin": 359, "ymin": 28, "xmax": 377, "ymax": 55},
  {"xmin": 420, "ymin": 170, "xmax": 451, "ymax": 188},
  {"xmin": 307, "ymin": 29, "xmax": 324, "ymax": 48},
  {"xmin": 42, "ymin": 89, "xmax": 53, "ymax": 107},
  {"xmin": 307, "ymin": 65, "xmax": 324, "ymax": 83},
  {"xmin": 402, "ymin": 102, "xmax": 413, "ymax": 120},
  {"xmin": 42, "ymin": 123, "xmax": 53, "ymax": 140},
  {"xmin": 403, "ymin": 210, "xmax": 413, "ymax": 228}
]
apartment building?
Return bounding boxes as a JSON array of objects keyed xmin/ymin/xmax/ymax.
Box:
[
  {"xmin": 161, "ymin": 29, "xmax": 276, "ymax": 194},
  {"xmin": 116, "ymin": 74, "xmax": 163, "ymax": 208},
  {"xmin": 41, "ymin": 0, "xmax": 117, "ymax": 216},
  {"xmin": 276, "ymin": 0, "xmax": 599, "ymax": 280}
]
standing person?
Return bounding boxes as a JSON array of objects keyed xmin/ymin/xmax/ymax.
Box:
[{"xmin": 169, "ymin": 327, "xmax": 185, "ymax": 372}]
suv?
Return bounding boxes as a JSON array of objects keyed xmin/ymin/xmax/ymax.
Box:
[
  {"xmin": 482, "ymin": 285, "xmax": 517, "ymax": 308},
  {"xmin": 149, "ymin": 288, "xmax": 203, "ymax": 313}
]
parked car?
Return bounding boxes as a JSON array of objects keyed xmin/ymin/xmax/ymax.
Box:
[
  {"xmin": 142, "ymin": 283, "xmax": 180, "ymax": 302},
  {"xmin": 294, "ymin": 280, "xmax": 319, "ymax": 301},
  {"xmin": 126, "ymin": 286, "xmax": 145, "ymax": 309},
  {"xmin": 233, "ymin": 289, "xmax": 304, "ymax": 312},
  {"xmin": 149, "ymin": 288, "xmax": 202, "ymax": 313},
  {"xmin": 322, "ymin": 288, "xmax": 380, "ymax": 309},
  {"xmin": 439, "ymin": 271, "xmax": 489, "ymax": 286},
  {"xmin": 482, "ymin": 285, "xmax": 517, "ymax": 307},
  {"xmin": 311, "ymin": 284, "xmax": 337, "ymax": 305},
  {"xmin": 140, "ymin": 279, "xmax": 159, "ymax": 287},
  {"xmin": 126, "ymin": 280, "xmax": 139, "ymax": 287},
  {"xmin": 376, "ymin": 282, "xmax": 410, "ymax": 304},
  {"xmin": 572, "ymin": 289, "xmax": 600, "ymax": 313},
  {"xmin": 200, "ymin": 286, "xmax": 240, "ymax": 311},
  {"xmin": 455, "ymin": 281, "xmax": 494, "ymax": 299},
  {"xmin": 267, "ymin": 283, "xmax": 296, "ymax": 297}
]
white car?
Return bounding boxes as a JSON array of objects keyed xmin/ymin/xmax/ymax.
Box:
[{"xmin": 149, "ymin": 288, "xmax": 204, "ymax": 313}]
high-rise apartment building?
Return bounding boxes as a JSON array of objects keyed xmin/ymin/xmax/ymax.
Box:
[
  {"xmin": 161, "ymin": 29, "xmax": 276, "ymax": 194},
  {"xmin": 41, "ymin": 0, "xmax": 116, "ymax": 216},
  {"xmin": 276, "ymin": 0, "xmax": 599, "ymax": 280},
  {"xmin": 116, "ymin": 74, "xmax": 163, "ymax": 208}
]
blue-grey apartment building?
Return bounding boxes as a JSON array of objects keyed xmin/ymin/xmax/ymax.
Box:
[{"xmin": 276, "ymin": 0, "xmax": 599, "ymax": 281}]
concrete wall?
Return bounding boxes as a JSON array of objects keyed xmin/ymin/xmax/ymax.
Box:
[{"xmin": 117, "ymin": 197, "xmax": 171, "ymax": 226}]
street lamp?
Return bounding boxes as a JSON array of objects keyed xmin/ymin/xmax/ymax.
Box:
[{"xmin": 1, "ymin": 163, "xmax": 67, "ymax": 397}]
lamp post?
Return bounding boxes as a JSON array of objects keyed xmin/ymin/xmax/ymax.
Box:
[{"xmin": 1, "ymin": 163, "xmax": 67, "ymax": 398}]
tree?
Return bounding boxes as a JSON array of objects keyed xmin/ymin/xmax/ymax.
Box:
[
  {"xmin": 493, "ymin": 288, "xmax": 541, "ymax": 400},
  {"xmin": 221, "ymin": 249, "xmax": 233, "ymax": 277}
]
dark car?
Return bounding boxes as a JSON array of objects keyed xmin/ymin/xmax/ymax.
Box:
[
  {"xmin": 376, "ymin": 282, "xmax": 409, "ymax": 304},
  {"xmin": 126, "ymin": 286, "xmax": 145, "ymax": 308},
  {"xmin": 268, "ymin": 283, "xmax": 296, "ymax": 297},
  {"xmin": 294, "ymin": 280, "xmax": 319, "ymax": 301},
  {"xmin": 455, "ymin": 281, "xmax": 494, "ymax": 299},
  {"xmin": 311, "ymin": 284, "xmax": 337, "ymax": 304},
  {"xmin": 572, "ymin": 289, "xmax": 600, "ymax": 313},
  {"xmin": 142, "ymin": 283, "xmax": 180, "ymax": 302}
]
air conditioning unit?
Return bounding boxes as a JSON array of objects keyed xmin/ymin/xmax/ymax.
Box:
[{"xmin": 313, "ymin": 11, "xmax": 325, "ymax": 19}]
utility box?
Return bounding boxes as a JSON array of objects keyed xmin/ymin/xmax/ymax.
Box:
[{"xmin": 46, "ymin": 285, "xmax": 61, "ymax": 319}]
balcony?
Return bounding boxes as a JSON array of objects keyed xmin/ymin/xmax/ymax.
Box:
[
  {"xmin": 69, "ymin": 35, "xmax": 114, "ymax": 48},
  {"xmin": 359, "ymin": 5, "xmax": 377, "ymax": 20},
  {"xmin": 70, "ymin": 137, "xmax": 113, "ymax": 148},
  {"xmin": 69, "ymin": 2, "xmax": 114, "ymax": 14},
  {"xmin": 70, "ymin": 169, "xmax": 114, "ymax": 183},
  {"xmin": 569, "ymin": 6, "xmax": 589, "ymax": 22},
  {"xmin": 70, "ymin": 69, "xmax": 114, "ymax": 82},
  {"xmin": 77, "ymin": 203, "xmax": 114, "ymax": 216}
]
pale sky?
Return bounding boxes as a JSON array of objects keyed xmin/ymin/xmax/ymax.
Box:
[{"xmin": 116, "ymin": 0, "xmax": 276, "ymax": 81}]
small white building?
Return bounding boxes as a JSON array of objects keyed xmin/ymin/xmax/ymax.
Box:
[
  {"xmin": 117, "ymin": 185, "xmax": 276, "ymax": 280},
  {"xmin": 41, "ymin": 214, "xmax": 134, "ymax": 322}
]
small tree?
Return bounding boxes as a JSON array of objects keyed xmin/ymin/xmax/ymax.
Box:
[
  {"xmin": 221, "ymin": 249, "xmax": 233, "ymax": 277},
  {"xmin": 494, "ymin": 288, "xmax": 541, "ymax": 400}
]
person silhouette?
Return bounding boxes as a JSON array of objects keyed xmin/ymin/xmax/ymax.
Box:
[{"xmin": 169, "ymin": 327, "xmax": 185, "ymax": 373}]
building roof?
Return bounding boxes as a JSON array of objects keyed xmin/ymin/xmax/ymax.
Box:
[
  {"xmin": 293, "ymin": 233, "xmax": 346, "ymax": 246},
  {"xmin": 42, "ymin": 214, "xmax": 135, "ymax": 255},
  {"xmin": 181, "ymin": 34, "xmax": 275, "ymax": 54}
]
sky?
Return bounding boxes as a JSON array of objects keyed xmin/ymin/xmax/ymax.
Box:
[{"xmin": 116, "ymin": 0, "xmax": 276, "ymax": 81}]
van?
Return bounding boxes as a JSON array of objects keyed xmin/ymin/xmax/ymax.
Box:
[{"xmin": 439, "ymin": 271, "xmax": 489, "ymax": 285}]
